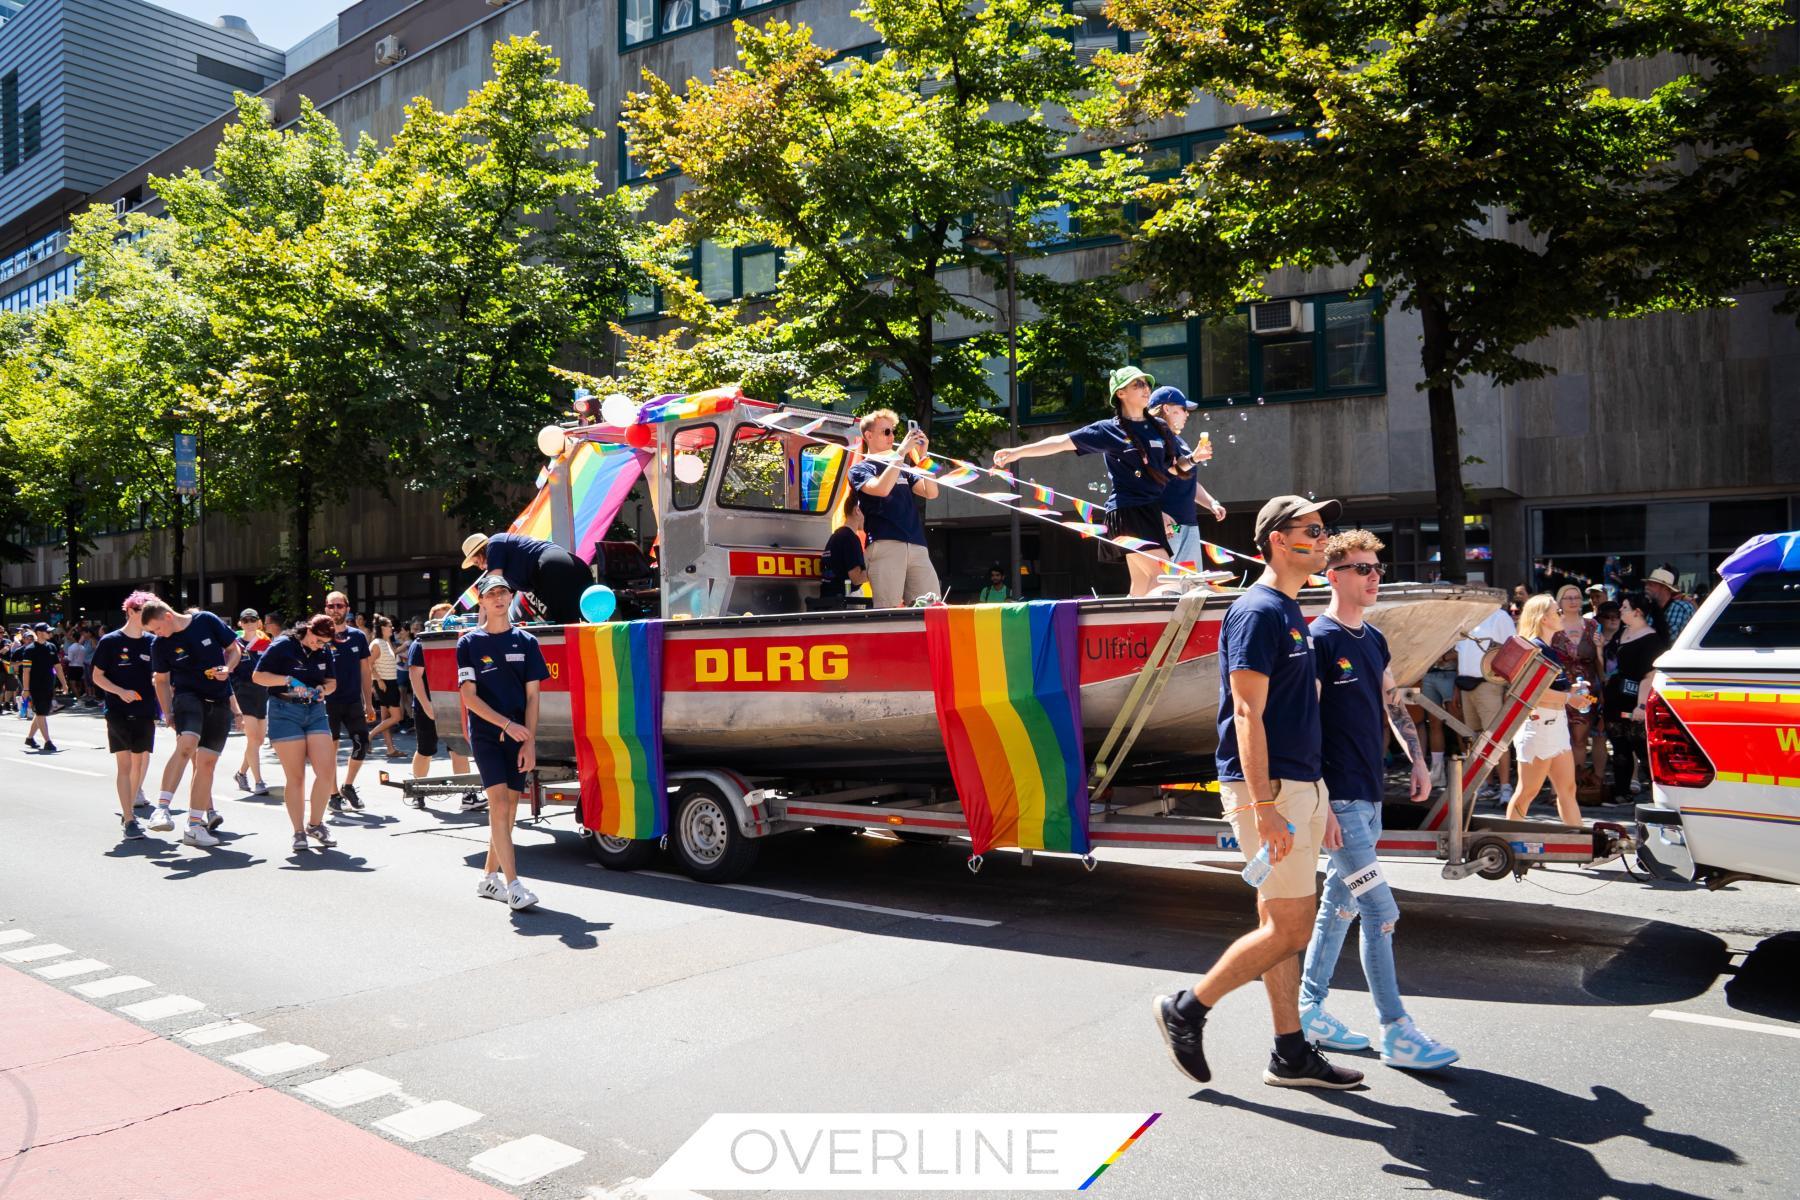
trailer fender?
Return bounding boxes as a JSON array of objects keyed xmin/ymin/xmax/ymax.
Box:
[{"xmin": 669, "ymin": 768, "xmax": 769, "ymax": 839}]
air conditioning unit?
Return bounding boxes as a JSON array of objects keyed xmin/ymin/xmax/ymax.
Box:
[
  {"xmin": 374, "ymin": 35, "xmax": 405, "ymax": 65},
  {"xmin": 1249, "ymin": 298, "xmax": 1308, "ymax": 336}
]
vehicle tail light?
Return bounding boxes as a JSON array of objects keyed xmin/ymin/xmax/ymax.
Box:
[{"xmin": 1645, "ymin": 686, "xmax": 1715, "ymax": 789}]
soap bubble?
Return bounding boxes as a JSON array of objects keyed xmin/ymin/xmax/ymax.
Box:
[
  {"xmin": 1256, "ymin": 396, "xmax": 1266, "ymax": 406},
  {"xmin": 1227, "ymin": 434, "xmax": 1237, "ymax": 444},
  {"xmin": 1239, "ymin": 412, "xmax": 1248, "ymax": 421}
]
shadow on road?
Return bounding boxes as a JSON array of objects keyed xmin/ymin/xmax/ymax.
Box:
[
  {"xmin": 510, "ymin": 907, "xmax": 612, "ymax": 949},
  {"xmin": 151, "ymin": 843, "xmax": 266, "ymax": 879},
  {"xmin": 1724, "ymin": 932, "xmax": 1800, "ymax": 1023},
  {"xmin": 1200, "ymin": 1069, "xmax": 1738, "ymax": 1199},
  {"xmin": 277, "ymin": 847, "xmax": 376, "ymax": 873}
]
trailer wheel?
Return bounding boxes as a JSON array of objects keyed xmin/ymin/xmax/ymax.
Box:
[
  {"xmin": 1472, "ymin": 838, "xmax": 1516, "ymax": 881},
  {"xmin": 671, "ymin": 782, "xmax": 760, "ymax": 883},
  {"xmin": 586, "ymin": 829, "xmax": 659, "ymax": 872}
]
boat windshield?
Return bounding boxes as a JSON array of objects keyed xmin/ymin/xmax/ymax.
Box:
[{"xmin": 717, "ymin": 424, "xmax": 848, "ymax": 515}]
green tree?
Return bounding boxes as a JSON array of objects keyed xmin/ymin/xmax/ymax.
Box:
[
  {"xmin": 1084, "ymin": 0, "xmax": 1798, "ymax": 579},
  {"xmin": 623, "ymin": 0, "xmax": 1134, "ymax": 453}
]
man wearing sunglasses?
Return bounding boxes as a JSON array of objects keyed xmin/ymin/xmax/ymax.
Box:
[
  {"xmin": 323, "ymin": 591, "xmax": 374, "ymax": 813},
  {"xmin": 1155, "ymin": 494, "xmax": 1367, "ymax": 1090},
  {"xmin": 848, "ymin": 409, "xmax": 940, "ymax": 608},
  {"xmin": 1298, "ymin": 530, "xmax": 1459, "ymax": 1071}
]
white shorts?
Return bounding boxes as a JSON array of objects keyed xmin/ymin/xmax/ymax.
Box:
[{"xmin": 1513, "ymin": 709, "xmax": 1571, "ymax": 763}]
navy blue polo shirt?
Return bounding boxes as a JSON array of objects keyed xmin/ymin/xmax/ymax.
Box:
[
  {"xmin": 484, "ymin": 533, "xmax": 558, "ymax": 593},
  {"xmin": 1310, "ymin": 614, "xmax": 1392, "ymax": 803},
  {"xmin": 1161, "ymin": 432, "xmax": 1198, "ymax": 524},
  {"xmin": 848, "ymin": 460, "xmax": 928, "ymax": 547},
  {"xmin": 821, "ymin": 526, "xmax": 866, "ymax": 589},
  {"xmin": 150, "ymin": 611, "xmax": 234, "ymax": 701},
  {"xmin": 258, "ymin": 635, "xmax": 334, "ymax": 690},
  {"xmin": 1215, "ymin": 584, "xmax": 1321, "ymax": 784},
  {"xmin": 327, "ymin": 626, "xmax": 370, "ymax": 700},
  {"xmin": 1068, "ymin": 416, "xmax": 1177, "ymax": 510},
  {"xmin": 94, "ymin": 629, "xmax": 157, "ymax": 719},
  {"xmin": 455, "ymin": 626, "xmax": 549, "ymax": 743}
]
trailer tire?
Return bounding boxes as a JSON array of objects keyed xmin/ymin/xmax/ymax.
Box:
[
  {"xmin": 671, "ymin": 782, "xmax": 760, "ymax": 883},
  {"xmin": 1472, "ymin": 838, "xmax": 1516, "ymax": 881},
  {"xmin": 587, "ymin": 829, "xmax": 660, "ymax": 872}
]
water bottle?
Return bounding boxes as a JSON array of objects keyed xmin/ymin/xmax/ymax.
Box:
[
  {"xmin": 1572, "ymin": 676, "xmax": 1591, "ymax": 712},
  {"xmin": 19, "ymin": 693, "xmax": 30, "ymax": 720},
  {"xmin": 1241, "ymin": 822, "xmax": 1296, "ymax": 887}
]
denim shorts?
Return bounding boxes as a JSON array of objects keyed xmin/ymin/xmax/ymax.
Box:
[{"xmin": 267, "ymin": 697, "xmax": 330, "ymax": 743}]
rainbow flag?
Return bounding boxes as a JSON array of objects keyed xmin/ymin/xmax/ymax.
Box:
[
  {"xmin": 923, "ymin": 602, "xmax": 1089, "ymax": 857},
  {"xmin": 935, "ymin": 467, "xmax": 982, "ymax": 488},
  {"xmin": 1024, "ymin": 481, "xmax": 1055, "ymax": 505},
  {"xmin": 1204, "ymin": 542, "xmax": 1234, "ymax": 566},
  {"xmin": 567, "ymin": 621, "xmax": 667, "ymax": 839},
  {"xmin": 1070, "ymin": 497, "xmax": 1102, "ymax": 523}
]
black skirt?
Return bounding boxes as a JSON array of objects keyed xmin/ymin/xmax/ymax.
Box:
[{"xmin": 1097, "ymin": 503, "xmax": 1172, "ymax": 563}]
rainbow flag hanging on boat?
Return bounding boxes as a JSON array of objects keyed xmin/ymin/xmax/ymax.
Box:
[
  {"xmin": 566, "ymin": 621, "xmax": 667, "ymax": 839},
  {"xmin": 923, "ymin": 602, "xmax": 1090, "ymax": 858}
]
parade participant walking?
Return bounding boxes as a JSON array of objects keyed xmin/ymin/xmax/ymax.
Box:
[
  {"xmin": 1503, "ymin": 595, "xmax": 1594, "ymax": 826},
  {"xmin": 18, "ymin": 623, "xmax": 61, "ymax": 752},
  {"xmin": 1606, "ymin": 593, "xmax": 1668, "ymax": 803},
  {"xmin": 458, "ymin": 532, "xmax": 594, "ymax": 625},
  {"xmin": 252, "ymin": 615, "xmax": 341, "ymax": 851},
  {"xmin": 1147, "ymin": 387, "xmax": 1226, "ymax": 569},
  {"xmin": 847, "ymin": 410, "xmax": 941, "ymax": 608},
  {"xmin": 456, "ymin": 574, "xmax": 549, "ymax": 911},
  {"xmin": 1298, "ymin": 530, "xmax": 1459, "ymax": 1071},
  {"xmin": 996, "ymin": 367, "xmax": 1200, "ymax": 597},
  {"xmin": 817, "ymin": 493, "xmax": 868, "ymax": 611},
  {"xmin": 1153, "ymin": 494, "xmax": 1365, "ymax": 1090},
  {"xmin": 142, "ymin": 599, "xmax": 240, "ymax": 847},
  {"xmin": 368, "ymin": 617, "xmax": 404, "ymax": 757},
  {"xmin": 322, "ymin": 592, "xmax": 374, "ymax": 813},
  {"xmin": 91, "ymin": 593, "xmax": 160, "ymax": 839},
  {"xmin": 408, "ymin": 602, "xmax": 470, "ymax": 793},
  {"xmin": 232, "ymin": 609, "xmax": 271, "ymax": 796},
  {"xmin": 61, "ymin": 631, "xmax": 89, "ymax": 707}
]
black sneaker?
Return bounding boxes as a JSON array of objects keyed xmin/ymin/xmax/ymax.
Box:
[
  {"xmin": 120, "ymin": 817, "xmax": 145, "ymax": 840},
  {"xmin": 24, "ymin": 736, "xmax": 36, "ymax": 749},
  {"xmin": 342, "ymin": 784, "xmax": 364, "ymax": 811},
  {"xmin": 328, "ymin": 794, "xmax": 345, "ymax": 813},
  {"xmin": 1263, "ymin": 1043, "xmax": 1365, "ymax": 1090},
  {"xmin": 1152, "ymin": 993, "xmax": 1211, "ymax": 1084},
  {"xmin": 40, "ymin": 741, "xmax": 56, "ymax": 753}
]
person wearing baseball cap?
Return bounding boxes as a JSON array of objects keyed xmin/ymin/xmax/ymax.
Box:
[
  {"xmin": 18, "ymin": 622, "xmax": 61, "ymax": 753},
  {"xmin": 459, "ymin": 531, "xmax": 594, "ymax": 626},
  {"xmin": 1154, "ymin": 492, "xmax": 1366, "ymax": 1091},
  {"xmin": 1643, "ymin": 565, "xmax": 1697, "ymax": 638},
  {"xmin": 1147, "ymin": 386, "xmax": 1227, "ymax": 569},
  {"xmin": 995, "ymin": 366, "xmax": 1210, "ymax": 596}
]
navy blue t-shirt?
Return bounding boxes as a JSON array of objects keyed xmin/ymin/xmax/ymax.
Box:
[
  {"xmin": 257, "ymin": 635, "xmax": 335, "ymax": 695},
  {"xmin": 150, "ymin": 611, "xmax": 235, "ymax": 701},
  {"xmin": 94, "ymin": 629, "xmax": 157, "ymax": 719},
  {"xmin": 1161, "ymin": 432, "xmax": 1198, "ymax": 524},
  {"xmin": 404, "ymin": 637, "xmax": 428, "ymax": 698},
  {"xmin": 848, "ymin": 460, "xmax": 928, "ymax": 547},
  {"xmin": 1068, "ymin": 416, "xmax": 1179, "ymax": 510},
  {"xmin": 1215, "ymin": 584, "xmax": 1322, "ymax": 784},
  {"xmin": 232, "ymin": 630, "xmax": 271, "ymax": 685},
  {"xmin": 1311, "ymin": 614, "xmax": 1392, "ymax": 803},
  {"xmin": 455, "ymin": 626, "xmax": 550, "ymax": 743},
  {"xmin": 821, "ymin": 526, "xmax": 866, "ymax": 590},
  {"xmin": 327, "ymin": 626, "xmax": 370, "ymax": 701},
  {"xmin": 484, "ymin": 533, "xmax": 558, "ymax": 592}
]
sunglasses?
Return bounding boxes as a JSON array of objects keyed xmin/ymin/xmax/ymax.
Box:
[
  {"xmin": 1280, "ymin": 523, "xmax": 1326, "ymax": 540},
  {"xmin": 1330, "ymin": 562, "xmax": 1385, "ymax": 578},
  {"xmin": 867, "ymin": 427, "xmax": 896, "ymax": 437},
  {"xmin": 325, "ymin": 603, "xmax": 347, "ymax": 610}
]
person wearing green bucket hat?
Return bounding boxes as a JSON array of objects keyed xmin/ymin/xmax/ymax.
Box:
[{"xmin": 996, "ymin": 364, "xmax": 1192, "ymax": 596}]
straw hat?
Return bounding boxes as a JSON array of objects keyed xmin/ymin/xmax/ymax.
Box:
[{"xmin": 460, "ymin": 533, "xmax": 490, "ymax": 569}]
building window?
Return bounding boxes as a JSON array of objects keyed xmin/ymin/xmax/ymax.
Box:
[
  {"xmin": 1259, "ymin": 333, "xmax": 1316, "ymax": 394},
  {"xmin": 1201, "ymin": 314, "xmax": 1250, "ymax": 398},
  {"xmin": 20, "ymin": 102, "xmax": 38, "ymax": 160},
  {"xmin": 1134, "ymin": 319, "xmax": 1190, "ymax": 398},
  {"xmin": 623, "ymin": 0, "xmax": 655, "ymax": 45},
  {"xmin": 696, "ymin": 239, "xmax": 732, "ymax": 300},
  {"xmin": 1324, "ymin": 297, "xmax": 1379, "ymax": 388},
  {"xmin": 661, "ymin": 0, "xmax": 693, "ymax": 34},
  {"xmin": 738, "ymin": 247, "xmax": 778, "ymax": 296},
  {"xmin": 2, "ymin": 71, "xmax": 17, "ymax": 174},
  {"xmin": 625, "ymin": 288, "xmax": 657, "ymax": 318},
  {"xmin": 623, "ymin": 0, "xmax": 792, "ymax": 50}
]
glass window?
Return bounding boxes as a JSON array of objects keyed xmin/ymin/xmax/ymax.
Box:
[
  {"xmin": 625, "ymin": 289, "xmax": 656, "ymax": 317},
  {"xmin": 1324, "ymin": 298, "xmax": 1378, "ymax": 388},
  {"xmin": 982, "ymin": 355, "xmax": 1010, "ymax": 407},
  {"xmin": 1709, "ymin": 498, "xmax": 1789, "ymax": 552},
  {"xmin": 739, "ymin": 248, "xmax": 778, "ymax": 296},
  {"xmin": 21, "ymin": 103, "xmax": 39, "ymax": 160},
  {"xmin": 1700, "ymin": 571, "xmax": 1800, "ymax": 649},
  {"xmin": 1261, "ymin": 336, "xmax": 1315, "ymax": 393},
  {"xmin": 1201, "ymin": 313, "xmax": 1249, "ymax": 397},
  {"xmin": 699, "ymin": 0, "xmax": 730, "ymax": 17},
  {"xmin": 670, "ymin": 423, "xmax": 718, "ymax": 510},
  {"xmin": 1139, "ymin": 319, "xmax": 1186, "ymax": 349},
  {"xmin": 718, "ymin": 425, "xmax": 844, "ymax": 513},
  {"xmin": 624, "ymin": 0, "xmax": 655, "ymax": 45},
  {"xmin": 1033, "ymin": 203, "xmax": 1071, "ymax": 247},
  {"xmin": 697, "ymin": 239, "xmax": 731, "ymax": 300},
  {"xmin": 661, "ymin": 0, "xmax": 694, "ymax": 35},
  {"xmin": 1024, "ymin": 361, "xmax": 1074, "ymax": 419},
  {"xmin": 1142, "ymin": 353, "xmax": 1189, "ymax": 398},
  {"xmin": 740, "ymin": 0, "xmax": 772, "ymax": 8}
]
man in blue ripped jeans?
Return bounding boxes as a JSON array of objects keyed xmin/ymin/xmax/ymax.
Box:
[{"xmin": 1301, "ymin": 529, "xmax": 1460, "ymax": 1071}]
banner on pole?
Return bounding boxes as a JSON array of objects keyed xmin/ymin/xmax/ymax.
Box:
[{"xmin": 174, "ymin": 433, "xmax": 198, "ymax": 495}]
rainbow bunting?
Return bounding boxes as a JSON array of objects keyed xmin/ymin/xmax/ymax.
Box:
[
  {"xmin": 923, "ymin": 602, "xmax": 1089, "ymax": 857},
  {"xmin": 1308, "ymin": 573, "xmax": 1329, "ymax": 587},
  {"xmin": 935, "ymin": 467, "xmax": 982, "ymax": 488},
  {"xmin": 1204, "ymin": 542, "xmax": 1235, "ymax": 566},
  {"xmin": 1112, "ymin": 536, "xmax": 1158, "ymax": 552},
  {"xmin": 1066, "ymin": 522, "xmax": 1108, "ymax": 537},
  {"xmin": 980, "ymin": 492, "xmax": 1022, "ymax": 504},
  {"xmin": 567, "ymin": 621, "xmax": 667, "ymax": 840},
  {"xmin": 990, "ymin": 468, "xmax": 1016, "ymax": 487},
  {"xmin": 1016, "ymin": 507, "xmax": 1058, "ymax": 517},
  {"xmin": 1025, "ymin": 482, "xmax": 1055, "ymax": 505},
  {"xmin": 1070, "ymin": 497, "xmax": 1102, "ymax": 523}
]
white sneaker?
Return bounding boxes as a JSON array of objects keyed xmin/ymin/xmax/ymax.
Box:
[
  {"xmin": 181, "ymin": 821, "xmax": 220, "ymax": 848},
  {"xmin": 233, "ymin": 770, "xmax": 250, "ymax": 793},
  {"xmin": 148, "ymin": 805, "xmax": 174, "ymax": 832},
  {"xmin": 1380, "ymin": 1016, "xmax": 1460, "ymax": 1071},
  {"xmin": 506, "ymin": 879, "xmax": 539, "ymax": 911},
  {"xmin": 252, "ymin": 780, "xmax": 270, "ymax": 796},
  {"xmin": 461, "ymin": 793, "xmax": 488, "ymax": 812},
  {"xmin": 476, "ymin": 872, "xmax": 506, "ymax": 902}
]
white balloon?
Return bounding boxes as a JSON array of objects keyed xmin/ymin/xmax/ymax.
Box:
[
  {"xmin": 673, "ymin": 452, "xmax": 706, "ymax": 485},
  {"xmin": 536, "ymin": 424, "xmax": 568, "ymax": 458},
  {"xmin": 601, "ymin": 393, "xmax": 639, "ymax": 428}
]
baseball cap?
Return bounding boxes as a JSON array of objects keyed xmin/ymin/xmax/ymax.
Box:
[
  {"xmin": 1147, "ymin": 386, "xmax": 1197, "ymax": 411},
  {"xmin": 1254, "ymin": 494, "xmax": 1342, "ymax": 548},
  {"xmin": 475, "ymin": 573, "xmax": 513, "ymax": 597},
  {"xmin": 32, "ymin": 622, "xmax": 49, "ymax": 632},
  {"xmin": 461, "ymin": 533, "xmax": 491, "ymax": 569},
  {"xmin": 1107, "ymin": 365, "xmax": 1155, "ymax": 399},
  {"xmin": 239, "ymin": 607, "xmax": 260, "ymax": 621}
]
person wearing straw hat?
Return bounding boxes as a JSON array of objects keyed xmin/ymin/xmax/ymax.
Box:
[
  {"xmin": 459, "ymin": 531, "xmax": 594, "ymax": 626},
  {"xmin": 996, "ymin": 365, "xmax": 1197, "ymax": 597}
]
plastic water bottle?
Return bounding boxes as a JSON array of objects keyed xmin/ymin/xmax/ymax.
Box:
[
  {"xmin": 1241, "ymin": 822, "xmax": 1296, "ymax": 887},
  {"xmin": 19, "ymin": 693, "xmax": 30, "ymax": 720},
  {"xmin": 1572, "ymin": 676, "xmax": 1591, "ymax": 712}
]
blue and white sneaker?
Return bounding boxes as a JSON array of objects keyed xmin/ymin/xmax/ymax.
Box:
[
  {"xmin": 1380, "ymin": 1017, "xmax": 1460, "ymax": 1070},
  {"xmin": 1300, "ymin": 1003, "xmax": 1371, "ymax": 1052}
]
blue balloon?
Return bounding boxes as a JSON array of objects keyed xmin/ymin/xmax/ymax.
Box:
[{"xmin": 579, "ymin": 584, "xmax": 617, "ymax": 623}]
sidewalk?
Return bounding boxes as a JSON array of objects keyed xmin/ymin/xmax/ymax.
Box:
[{"xmin": 0, "ymin": 967, "xmax": 511, "ymax": 1200}]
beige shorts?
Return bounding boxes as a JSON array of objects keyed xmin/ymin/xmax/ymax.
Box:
[
  {"xmin": 1221, "ymin": 779, "xmax": 1328, "ymax": 899},
  {"xmin": 1464, "ymin": 680, "xmax": 1506, "ymax": 734}
]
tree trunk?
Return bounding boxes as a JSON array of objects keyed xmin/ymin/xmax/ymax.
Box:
[
  {"xmin": 1419, "ymin": 293, "xmax": 1468, "ymax": 585},
  {"xmin": 291, "ymin": 468, "xmax": 314, "ymax": 615}
]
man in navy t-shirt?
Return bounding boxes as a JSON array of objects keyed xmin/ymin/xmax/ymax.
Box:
[
  {"xmin": 143, "ymin": 599, "xmax": 241, "ymax": 847},
  {"xmin": 322, "ymin": 590, "xmax": 373, "ymax": 812},
  {"xmin": 1297, "ymin": 529, "xmax": 1457, "ymax": 1072},
  {"xmin": 1153, "ymin": 494, "xmax": 1368, "ymax": 1091},
  {"xmin": 91, "ymin": 594, "xmax": 160, "ymax": 838},
  {"xmin": 459, "ymin": 531, "xmax": 595, "ymax": 625},
  {"xmin": 847, "ymin": 408, "xmax": 940, "ymax": 608}
]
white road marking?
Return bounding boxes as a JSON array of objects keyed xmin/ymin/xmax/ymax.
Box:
[
  {"xmin": 469, "ymin": 1134, "xmax": 586, "ymax": 1187},
  {"xmin": 0, "ymin": 929, "xmax": 34, "ymax": 945},
  {"xmin": 227, "ymin": 1042, "xmax": 329, "ymax": 1077},
  {"xmin": 638, "ymin": 870, "xmax": 1003, "ymax": 928},
  {"xmin": 180, "ymin": 1019, "xmax": 263, "ymax": 1046},
  {"xmin": 297, "ymin": 1068, "xmax": 402, "ymax": 1109},
  {"xmin": 375, "ymin": 1100, "xmax": 484, "ymax": 1142},
  {"xmin": 118, "ymin": 994, "xmax": 206, "ymax": 1021},
  {"xmin": 1650, "ymin": 1009, "xmax": 1800, "ymax": 1041},
  {"xmin": 0, "ymin": 755, "xmax": 106, "ymax": 777},
  {"xmin": 584, "ymin": 1176, "xmax": 710, "ymax": 1199},
  {"xmin": 35, "ymin": 958, "xmax": 108, "ymax": 980},
  {"xmin": 1, "ymin": 942, "xmax": 72, "ymax": 963},
  {"xmin": 73, "ymin": 975, "xmax": 153, "ymax": 999}
]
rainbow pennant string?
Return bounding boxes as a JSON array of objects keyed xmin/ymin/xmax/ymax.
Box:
[
  {"xmin": 567, "ymin": 621, "xmax": 667, "ymax": 840},
  {"xmin": 923, "ymin": 601, "xmax": 1090, "ymax": 858}
]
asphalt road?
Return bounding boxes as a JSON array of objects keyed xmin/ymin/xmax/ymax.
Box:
[{"xmin": 3, "ymin": 707, "xmax": 1797, "ymax": 1200}]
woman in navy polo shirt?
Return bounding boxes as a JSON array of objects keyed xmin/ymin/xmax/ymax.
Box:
[{"xmin": 995, "ymin": 365, "xmax": 1203, "ymax": 596}]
